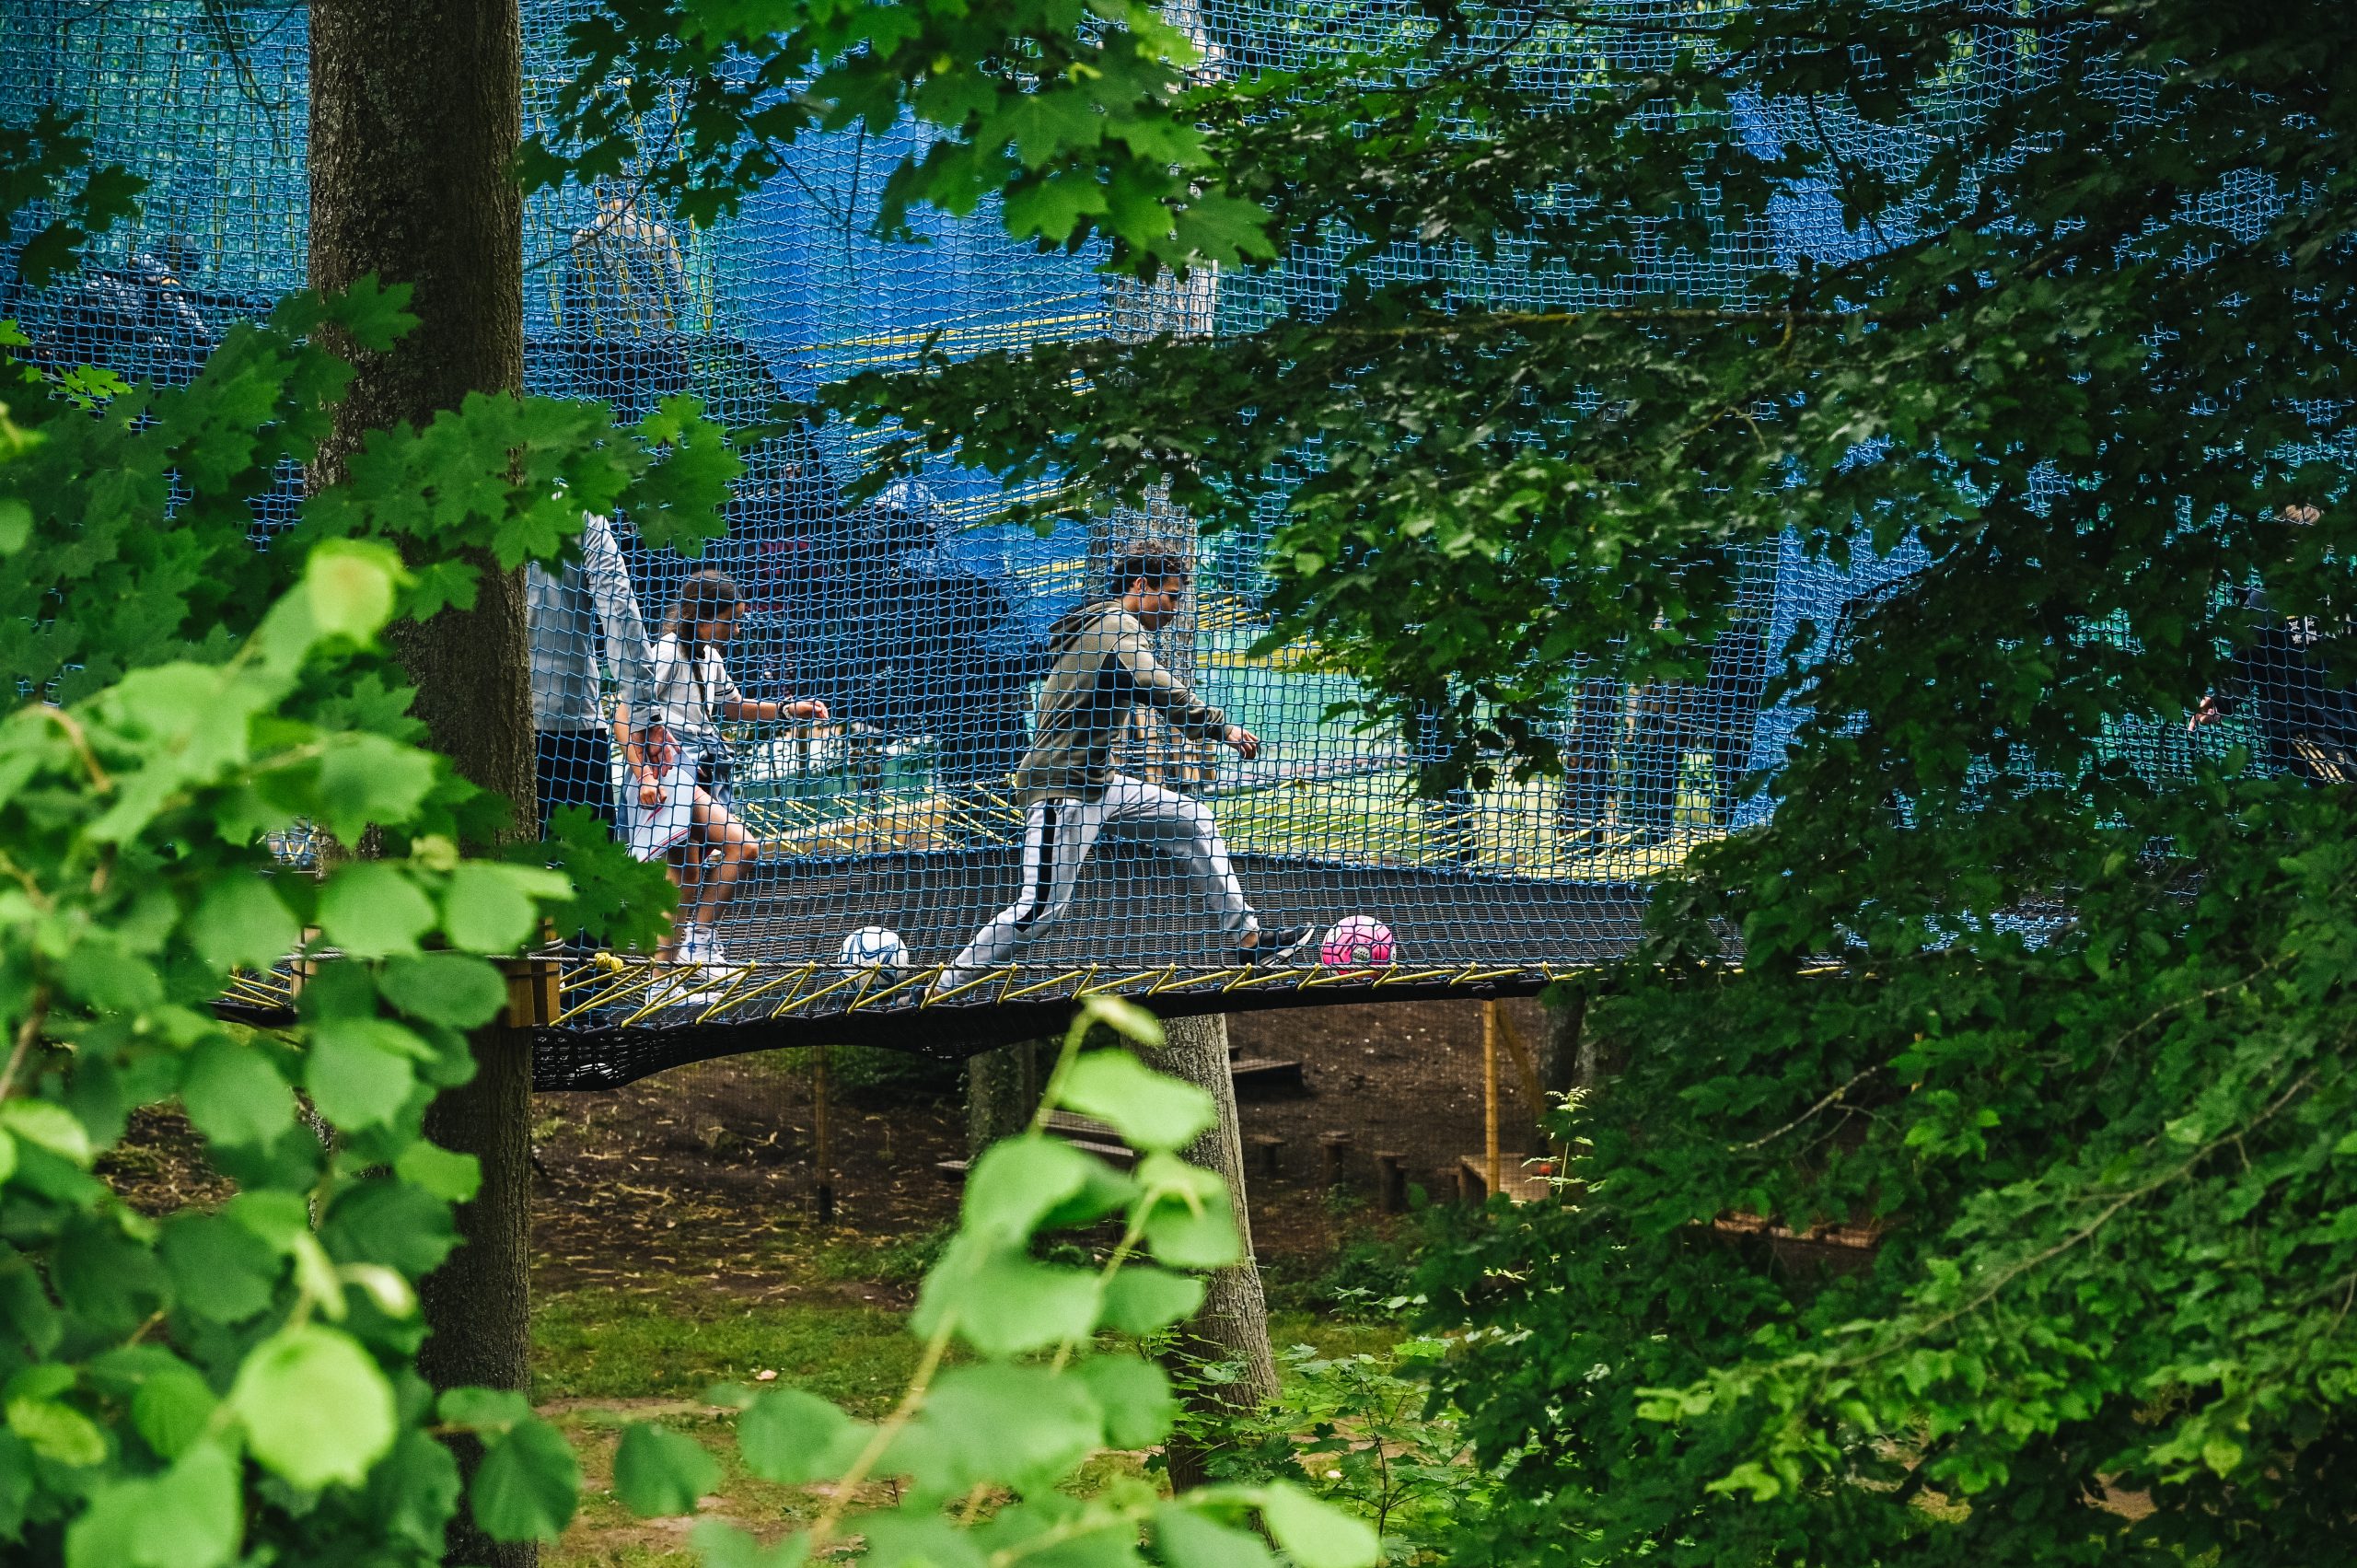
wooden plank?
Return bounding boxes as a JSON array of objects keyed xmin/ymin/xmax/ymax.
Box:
[
  {"xmin": 1458, "ymin": 1152, "xmax": 1554, "ymax": 1204},
  {"xmin": 1228, "ymin": 1056, "xmax": 1304, "ymax": 1092}
]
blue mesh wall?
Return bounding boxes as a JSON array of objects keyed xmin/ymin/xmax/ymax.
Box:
[{"xmin": 7, "ymin": 1, "xmax": 2234, "ymax": 1078}]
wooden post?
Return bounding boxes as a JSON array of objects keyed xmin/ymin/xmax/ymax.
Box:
[
  {"xmin": 1319, "ymin": 1131, "xmax": 1353, "ymax": 1189},
  {"xmin": 1482, "ymin": 1000, "xmax": 1503, "ymax": 1199},
  {"xmin": 813, "ymin": 1044, "xmax": 835, "ymax": 1225}
]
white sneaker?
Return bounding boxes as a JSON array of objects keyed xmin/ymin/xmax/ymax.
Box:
[{"xmin": 656, "ymin": 965, "xmax": 718, "ymax": 1011}]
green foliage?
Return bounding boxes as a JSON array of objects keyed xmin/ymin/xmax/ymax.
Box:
[
  {"xmin": 0, "ymin": 109, "xmax": 144, "ymax": 288},
  {"xmin": 576, "ymin": 0, "xmax": 2357, "ymax": 1561},
  {"xmin": 526, "ymin": 0, "xmax": 1274, "ymax": 274},
  {"xmin": 1180, "ymin": 1330, "xmax": 1485, "ymax": 1565},
  {"xmin": 0, "ymin": 116, "xmax": 726, "ymax": 1562},
  {"xmin": 676, "ymin": 999, "xmax": 1379, "ymax": 1567},
  {"xmin": 1341, "ymin": 14, "xmax": 2357, "ymax": 1564}
]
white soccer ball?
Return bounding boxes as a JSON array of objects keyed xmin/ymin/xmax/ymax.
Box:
[{"xmin": 837, "ymin": 925, "xmax": 908, "ymax": 976}]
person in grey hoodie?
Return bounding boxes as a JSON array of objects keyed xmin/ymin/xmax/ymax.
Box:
[
  {"xmin": 935, "ymin": 549, "xmax": 1314, "ymax": 992},
  {"xmin": 528, "ymin": 512, "xmax": 670, "ymax": 839}
]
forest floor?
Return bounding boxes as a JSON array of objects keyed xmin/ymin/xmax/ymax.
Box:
[
  {"xmin": 525, "ymin": 998, "xmax": 1526, "ymax": 1565},
  {"xmin": 104, "ymin": 1000, "xmax": 1526, "ymax": 1565}
]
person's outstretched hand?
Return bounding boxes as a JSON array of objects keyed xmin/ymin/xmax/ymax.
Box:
[
  {"xmin": 792, "ymin": 699, "xmax": 830, "ymax": 724},
  {"xmin": 1225, "ymin": 725, "xmax": 1261, "ymax": 761}
]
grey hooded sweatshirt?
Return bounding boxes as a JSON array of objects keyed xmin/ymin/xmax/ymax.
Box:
[{"xmin": 1012, "ymin": 601, "xmax": 1229, "ymax": 806}]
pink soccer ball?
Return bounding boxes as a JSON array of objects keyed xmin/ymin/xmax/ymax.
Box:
[{"xmin": 1320, "ymin": 915, "xmax": 1396, "ymax": 968}]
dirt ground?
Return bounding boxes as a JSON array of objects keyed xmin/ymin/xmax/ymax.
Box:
[
  {"xmin": 1226, "ymin": 995, "xmax": 1551, "ymax": 1252},
  {"xmin": 528, "ymin": 995, "xmax": 1554, "ymax": 1279}
]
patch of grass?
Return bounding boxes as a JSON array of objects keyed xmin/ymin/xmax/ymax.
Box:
[
  {"xmin": 534, "ymin": 1286, "xmax": 923, "ymax": 1412},
  {"xmin": 544, "ymin": 1406, "xmax": 824, "ymax": 1568},
  {"xmin": 809, "ymin": 1223, "xmax": 952, "ymax": 1289},
  {"xmin": 1263, "ymin": 1220, "xmax": 1427, "ymax": 1319},
  {"xmin": 1268, "ymin": 1311, "xmax": 1405, "ymax": 1364}
]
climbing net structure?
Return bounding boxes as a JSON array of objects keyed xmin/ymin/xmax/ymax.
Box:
[{"xmin": 15, "ymin": 2, "xmax": 2312, "ymax": 1086}]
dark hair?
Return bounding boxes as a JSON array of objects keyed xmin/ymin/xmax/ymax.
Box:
[
  {"xmin": 1109, "ymin": 548, "xmax": 1190, "ymax": 598},
  {"xmin": 660, "ymin": 569, "xmax": 742, "ymax": 643}
]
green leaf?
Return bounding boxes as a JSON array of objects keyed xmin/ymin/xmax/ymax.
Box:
[
  {"xmin": 1074, "ymin": 1355, "xmax": 1178, "ymax": 1448},
  {"xmin": 6, "ymin": 1395, "xmax": 108, "ymax": 1466},
  {"xmin": 321, "ymin": 1179, "xmax": 459, "ymax": 1277},
  {"xmin": 314, "ymin": 734, "xmax": 437, "ymax": 844},
  {"xmin": 1097, "ymin": 1267, "xmax": 1203, "ymax": 1334},
  {"xmin": 1260, "ymin": 1481, "xmax": 1380, "ymax": 1568},
  {"xmin": 945, "ymin": 1253, "xmax": 1104, "ymax": 1358},
  {"xmin": 395, "ymin": 1139, "xmax": 483, "ymax": 1202},
  {"xmin": 471, "ymin": 1415, "xmax": 581, "ymax": 1542},
  {"xmin": 189, "ymin": 876, "xmax": 299, "ymax": 973},
  {"xmin": 1003, "ymin": 169, "xmax": 1110, "ymax": 245},
  {"xmin": 159, "ymin": 1213, "xmax": 283, "ymax": 1324},
  {"xmin": 1136, "ymin": 1154, "xmax": 1240, "ymax": 1270},
  {"xmin": 64, "ymin": 1441, "xmax": 241, "ymax": 1568},
  {"xmin": 303, "ymin": 539, "xmax": 403, "ymax": 641},
  {"xmin": 304, "ymin": 1017, "xmax": 424, "ymax": 1130},
  {"xmin": 737, "ymin": 1388, "xmax": 867, "ymax": 1485},
  {"xmin": 960, "ymin": 1134, "xmax": 1115, "ymax": 1245},
  {"xmin": 991, "ymin": 92, "xmax": 1106, "ymax": 168},
  {"xmin": 612, "ymin": 1422, "xmax": 719, "ymax": 1517},
  {"xmin": 443, "ymin": 862, "xmax": 563, "ymax": 954},
  {"xmin": 439, "ymin": 1386, "xmax": 533, "ymax": 1434},
  {"xmin": 379, "ymin": 951, "xmax": 508, "ymax": 1027},
  {"xmin": 1155, "ymin": 1504, "xmax": 1277, "ymax": 1568},
  {"xmin": 131, "ymin": 1366, "xmax": 220, "ymax": 1460},
  {"xmin": 318, "ymin": 862, "xmax": 438, "ymax": 958},
  {"xmin": 179, "ymin": 1037, "xmax": 296, "ymax": 1148},
  {"xmin": 690, "ymin": 1518, "xmax": 812, "ymax": 1568},
  {"xmin": 860, "ymin": 1508, "xmax": 990, "ymax": 1568},
  {"xmin": 0, "ymin": 497, "xmax": 29, "ymax": 554},
  {"xmin": 227, "ymin": 1324, "xmax": 397, "ymax": 1490},
  {"xmin": 1055, "ymin": 1051, "xmax": 1213, "ymax": 1153},
  {"xmin": 899, "ymin": 1365, "xmax": 1102, "ymax": 1495},
  {"xmin": 0, "ymin": 1100, "xmax": 93, "ymax": 1167}
]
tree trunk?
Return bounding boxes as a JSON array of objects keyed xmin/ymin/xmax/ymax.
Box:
[
  {"xmin": 965, "ymin": 1039, "xmax": 1049, "ymax": 1156},
  {"xmin": 308, "ymin": 5, "xmax": 531, "ymax": 1563},
  {"xmin": 1538, "ymin": 986, "xmax": 1588, "ymax": 1102},
  {"xmin": 1146, "ymin": 1012, "xmax": 1278, "ymax": 1491}
]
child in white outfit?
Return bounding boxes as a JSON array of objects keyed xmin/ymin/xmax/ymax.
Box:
[{"xmin": 631, "ymin": 569, "xmax": 827, "ymax": 971}]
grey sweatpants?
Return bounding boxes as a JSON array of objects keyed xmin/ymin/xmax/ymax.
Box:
[{"xmin": 940, "ymin": 774, "xmax": 1258, "ymax": 986}]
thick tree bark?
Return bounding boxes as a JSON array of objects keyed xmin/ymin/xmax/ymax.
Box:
[
  {"xmin": 1538, "ymin": 986, "xmax": 1588, "ymax": 1102},
  {"xmin": 965, "ymin": 1038, "xmax": 1049, "ymax": 1156},
  {"xmin": 308, "ymin": 5, "xmax": 532, "ymax": 1564},
  {"xmin": 1146, "ymin": 1012, "xmax": 1278, "ymax": 1491}
]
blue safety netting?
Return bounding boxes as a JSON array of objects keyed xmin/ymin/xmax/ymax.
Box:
[{"xmin": 5, "ymin": 2, "xmax": 2323, "ymax": 1081}]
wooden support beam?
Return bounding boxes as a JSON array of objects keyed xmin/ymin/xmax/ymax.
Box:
[{"xmin": 1482, "ymin": 1002, "xmax": 1503, "ymax": 1199}]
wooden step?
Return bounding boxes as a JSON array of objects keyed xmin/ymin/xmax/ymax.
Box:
[
  {"xmin": 1457, "ymin": 1152, "xmax": 1556, "ymax": 1205},
  {"xmin": 1042, "ymin": 1109, "xmax": 1120, "ymax": 1143},
  {"xmin": 935, "ymin": 1122, "xmax": 1136, "ymax": 1185},
  {"xmin": 1228, "ymin": 1057, "xmax": 1304, "ymax": 1092}
]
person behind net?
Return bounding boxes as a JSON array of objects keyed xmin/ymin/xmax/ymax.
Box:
[
  {"xmin": 528, "ymin": 511, "xmax": 670, "ymax": 848},
  {"xmin": 634, "ymin": 570, "xmax": 830, "ymax": 973},
  {"xmin": 2189, "ymin": 504, "xmax": 2357, "ymax": 782},
  {"xmin": 934, "ymin": 549, "xmax": 1315, "ymax": 993}
]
